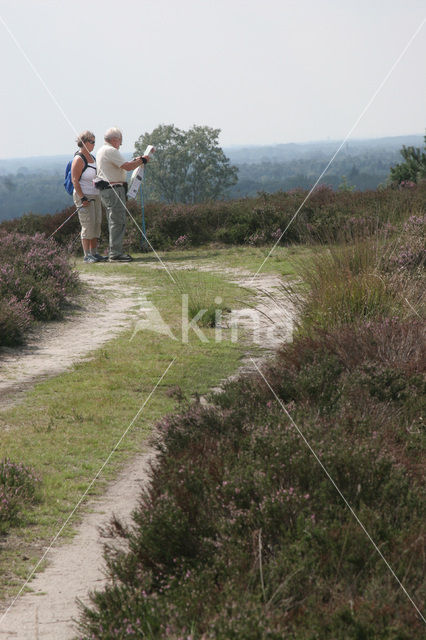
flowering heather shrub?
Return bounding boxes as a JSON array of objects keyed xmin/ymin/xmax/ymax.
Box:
[
  {"xmin": 77, "ymin": 315, "xmax": 424, "ymax": 638},
  {"xmin": 0, "ymin": 459, "xmax": 40, "ymax": 533},
  {"xmin": 247, "ymin": 230, "xmax": 267, "ymax": 246},
  {"xmin": 0, "ymin": 231, "xmax": 79, "ymax": 346},
  {"xmin": 0, "ymin": 295, "xmax": 32, "ymax": 346},
  {"xmin": 140, "ymin": 184, "xmax": 424, "ymax": 249},
  {"xmin": 77, "ymin": 218, "xmax": 424, "ymax": 638},
  {"xmin": 174, "ymin": 234, "xmax": 189, "ymax": 248},
  {"xmin": 388, "ymin": 214, "xmax": 426, "ymax": 270}
]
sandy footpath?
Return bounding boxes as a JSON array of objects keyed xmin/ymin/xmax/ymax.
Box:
[
  {"xmin": 0, "ymin": 452, "xmax": 153, "ymax": 639},
  {"xmin": 0, "ymin": 265, "xmax": 293, "ymax": 639},
  {"xmin": 0, "ymin": 272, "xmax": 145, "ymax": 638},
  {"xmin": 0, "ymin": 273, "xmax": 140, "ymax": 410}
]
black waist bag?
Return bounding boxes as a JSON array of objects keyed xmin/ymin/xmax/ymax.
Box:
[{"xmin": 94, "ymin": 179, "xmax": 110, "ymax": 190}]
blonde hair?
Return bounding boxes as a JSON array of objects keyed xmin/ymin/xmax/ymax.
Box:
[{"xmin": 76, "ymin": 130, "xmax": 95, "ymax": 147}]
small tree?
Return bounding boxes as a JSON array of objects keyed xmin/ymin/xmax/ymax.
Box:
[
  {"xmin": 134, "ymin": 124, "xmax": 238, "ymax": 203},
  {"xmin": 389, "ymin": 134, "xmax": 426, "ymax": 184}
]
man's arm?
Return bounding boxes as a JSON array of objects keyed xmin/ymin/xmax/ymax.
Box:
[{"xmin": 120, "ymin": 156, "xmax": 150, "ymax": 171}]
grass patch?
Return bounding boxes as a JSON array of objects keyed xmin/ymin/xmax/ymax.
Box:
[
  {"xmin": 285, "ymin": 231, "xmax": 424, "ymax": 335},
  {"xmin": 172, "ymin": 270, "xmax": 232, "ymax": 327},
  {"xmin": 0, "ymin": 460, "xmax": 41, "ymax": 535},
  {"xmin": 127, "ymin": 244, "xmax": 313, "ymax": 278}
]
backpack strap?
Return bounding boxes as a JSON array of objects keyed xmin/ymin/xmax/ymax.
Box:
[{"xmin": 74, "ymin": 151, "xmax": 89, "ymax": 178}]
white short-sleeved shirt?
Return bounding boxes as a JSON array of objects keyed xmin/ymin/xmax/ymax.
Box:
[{"xmin": 96, "ymin": 142, "xmax": 127, "ymax": 183}]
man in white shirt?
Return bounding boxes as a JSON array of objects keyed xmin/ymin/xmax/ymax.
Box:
[{"xmin": 97, "ymin": 127, "xmax": 149, "ymax": 261}]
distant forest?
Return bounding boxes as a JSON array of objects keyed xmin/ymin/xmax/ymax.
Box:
[
  {"xmin": 224, "ymin": 135, "xmax": 424, "ymax": 197},
  {"xmin": 0, "ymin": 135, "xmax": 422, "ymax": 222}
]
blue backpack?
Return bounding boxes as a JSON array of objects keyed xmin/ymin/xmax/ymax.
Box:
[{"xmin": 64, "ymin": 152, "xmax": 88, "ymax": 195}]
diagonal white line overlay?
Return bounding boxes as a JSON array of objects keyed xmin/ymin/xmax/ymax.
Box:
[
  {"xmin": 0, "ymin": 356, "xmax": 177, "ymax": 628},
  {"xmin": 0, "ymin": 14, "xmax": 78, "ymax": 137},
  {"xmin": 250, "ymin": 358, "xmax": 426, "ymax": 623},
  {"xmin": 250, "ymin": 17, "xmax": 426, "ymax": 282}
]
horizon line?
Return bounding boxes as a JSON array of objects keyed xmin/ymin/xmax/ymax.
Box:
[{"xmin": 0, "ymin": 131, "xmax": 423, "ymax": 162}]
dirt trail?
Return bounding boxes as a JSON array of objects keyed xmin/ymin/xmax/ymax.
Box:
[
  {"xmin": 0, "ymin": 274, "xmax": 139, "ymax": 410},
  {"xmin": 0, "ymin": 264, "xmax": 293, "ymax": 639},
  {"xmin": 0, "ymin": 452, "xmax": 153, "ymax": 639}
]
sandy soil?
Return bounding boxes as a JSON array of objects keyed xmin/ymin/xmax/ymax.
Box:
[
  {"xmin": 0, "ymin": 274, "xmax": 140, "ymax": 410},
  {"xmin": 0, "ymin": 451, "xmax": 153, "ymax": 639},
  {"xmin": 0, "ymin": 265, "xmax": 293, "ymax": 639}
]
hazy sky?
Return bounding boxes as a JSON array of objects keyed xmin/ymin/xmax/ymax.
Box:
[{"xmin": 0, "ymin": 0, "xmax": 425, "ymax": 159}]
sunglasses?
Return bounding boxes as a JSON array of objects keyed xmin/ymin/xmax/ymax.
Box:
[{"xmin": 86, "ymin": 139, "xmax": 95, "ymax": 144}]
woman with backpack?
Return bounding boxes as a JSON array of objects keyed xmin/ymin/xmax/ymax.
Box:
[{"xmin": 71, "ymin": 131, "xmax": 106, "ymax": 262}]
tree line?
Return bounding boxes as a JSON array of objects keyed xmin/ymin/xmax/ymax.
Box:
[{"xmin": 0, "ymin": 129, "xmax": 424, "ymax": 222}]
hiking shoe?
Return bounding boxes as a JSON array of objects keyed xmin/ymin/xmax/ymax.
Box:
[
  {"xmin": 83, "ymin": 255, "xmax": 98, "ymax": 263},
  {"xmin": 92, "ymin": 253, "xmax": 108, "ymax": 262},
  {"xmin": 108, "ymin": 253, "xmax": 133, "ymax": 262}
]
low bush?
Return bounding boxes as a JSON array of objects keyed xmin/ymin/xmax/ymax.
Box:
[
  {"xmin": 0, "ymin": 206, "xmax": 81, "ymax": 246},
  {"xmin": 0, "ymin": 296, "xmax": 32, "ymax": 346},
  {"xmin": 122, "ymin": 184, "xmax": 426, "ymax": 252},
  {"xmin": 2, "ymin": 184, "xmax": 424, "ymax": 253},
  {"xmin": 387, "ymin": 214, "xmax": 426, "ymax": 271},
  {"xmin": 77, "ymin": 356, "xmax": 424, "ymax": 637},
  {"xmin": 0, "ymin": 231, "xmax": 80, "ymax": 346},
  {"xmin": 0, "ymin": 459, "xmax": 41, "ymax": 534}
]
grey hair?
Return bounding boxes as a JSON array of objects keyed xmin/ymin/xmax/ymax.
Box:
[
  {"xmin": 76, "ymin": 130, "xmax": 95, "ymax": 147},
  {"xmin": 104, "ymin": 127, "xmax": 122, "ymax": 142}
]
